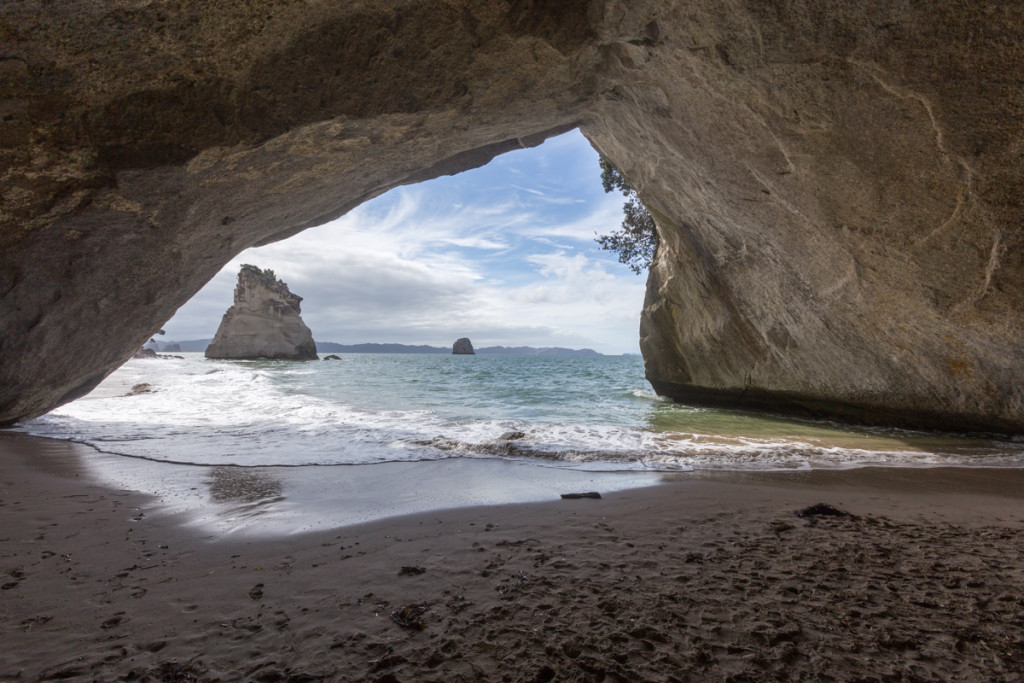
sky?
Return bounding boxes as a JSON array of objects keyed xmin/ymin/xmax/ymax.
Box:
[{"xmin": 161, "ymin": 129, "xmax": 648, "ymax": 354}]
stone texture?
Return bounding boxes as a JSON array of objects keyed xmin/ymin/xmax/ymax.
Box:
[
  {"xmin": 453, "ymin": 338, "xmax": 476, "ymax": 355},
  {"xmin": 205, "ymin": 265, "xmax": 316, "ymax": 361},
  {"xmin": 0, "ymin": 1, "xmax": 1022, "ymax": 432},
  {"xmin": 581, "ymin": 2, "xmax": 1024, "ymax": 432}
]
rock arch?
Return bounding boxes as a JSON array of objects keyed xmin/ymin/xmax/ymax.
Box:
[{"xmin": 1, "ymin": 1, "xmax": 1022, "ymax": 432}]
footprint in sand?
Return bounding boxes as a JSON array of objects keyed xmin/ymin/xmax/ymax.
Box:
[{"xmin": 100, "ymin": 612, "xmax": 126, "ymax": 629}]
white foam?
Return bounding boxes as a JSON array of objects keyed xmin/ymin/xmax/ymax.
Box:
[{"xmin": 18, "ymin": 353, "xmax": 1024, "ymax": 472}]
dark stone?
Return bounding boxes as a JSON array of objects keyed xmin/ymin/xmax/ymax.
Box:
[
  {"xmin": 452, "ymin": 338, "xmax": 475, "ymax": 355},
  {"xmin": 389, "ymin": 604, "xmax": 428, "ymax": 630},
  {"xmin": 500, "ymin": 431, "xmax": 527, "ymax": 441},
  {"xmin": 124, "ymin": 383, "xmax": 153, "ymax": 396},
  {"xmin": 398, "ymin": 566, "xmax": 426, "ymax": 576},
  {"xmin": 795, "ymin": 504, "xmax": 858, "ymax": 521}
]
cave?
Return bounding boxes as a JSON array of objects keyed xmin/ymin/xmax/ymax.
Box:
[{"xmin": 1, "ymin": 1, "xmax": 1022, "ymax": 432}]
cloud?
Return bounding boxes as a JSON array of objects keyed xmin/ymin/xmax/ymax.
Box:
[
  {"xmin": 161, "ymin": 130, "xmax": 647, "ymax": 353},
  {"xmin": 517, "ymin": 192, "xmax": 624, "ymax": 243}
]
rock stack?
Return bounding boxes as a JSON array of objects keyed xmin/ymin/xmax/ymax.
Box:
[
  {"xmin": 452, "ymin": 338, "xmax": 475, "ymax": 355},
  {"xmin": 205, "ymin": 265, "xmax": 318, "ymax": 360}
]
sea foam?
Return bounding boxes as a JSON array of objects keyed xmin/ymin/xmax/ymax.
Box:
[{"xmin": 20, "ymin": 353, "xmax": 1024, "ymax": 471}]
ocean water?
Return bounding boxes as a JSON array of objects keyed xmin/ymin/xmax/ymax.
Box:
[{"xmin": 20, "ymin": 352, "xmax": 1024, "ymax": 472}]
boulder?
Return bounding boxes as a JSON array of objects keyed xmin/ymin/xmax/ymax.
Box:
[
  {"xmin": 452, "ymin": 338, "xmax": 476, "ymax": 355},
  {"xmin": 205, "ymin": 266, "xmax": 317, "ymax": 361},
  {"xmin": 124, "ymin": 383, "xmax": 153, "ymax": 396}
]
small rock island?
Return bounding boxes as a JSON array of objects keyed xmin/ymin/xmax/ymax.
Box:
[
  {"xmin": 452, "ymin": 338, "xmax": 475, "ymax": 355},
  {"xmin": 205, "ymin": 265, "xmax": 318, "ymax": 360}
]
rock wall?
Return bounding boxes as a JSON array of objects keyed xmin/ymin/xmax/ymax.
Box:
[
  {"xmin": 581, "ymin": 2, "xmax": 1024, "ymax": 432},
  {"xmin": 0, "ymin": 1, "xmax": 1021, "ymax": 431},
  {"xmin": 205, "ymin": 266, "xmax": 317, "ymax": 361}
]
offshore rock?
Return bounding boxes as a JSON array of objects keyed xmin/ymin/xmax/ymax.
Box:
[
  {"xmin": 124, "ymin": 383, "xmax": 153, "ymax": 396},
  {"xmin": 452, "ymin": 338, "xmax": 476, "ymax": 355},
  {"xmin": 0, "ymin": 1, "xmax": 1022, "ymax": 432},
  {"xmin": 205, "ymin": 266, "xmax": 317, "ymax": 361}
]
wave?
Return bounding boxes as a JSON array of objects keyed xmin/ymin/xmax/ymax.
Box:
[{"xmin": 17, "ymin": 353, "xmax": 1024, "ymax": 472}]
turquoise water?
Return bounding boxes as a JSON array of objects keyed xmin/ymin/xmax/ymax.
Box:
[{"xmin": 20, "ymin": 352, "xmax": 1024, "ymax": 471}]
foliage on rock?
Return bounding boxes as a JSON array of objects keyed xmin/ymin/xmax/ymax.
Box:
[
  {"xmin": 595, "ymin": 158, "xmax": 657, "ymax": 275},
  {"xmin": 240, "ymin": 264, "xmax": 286, "ymax": 289}
]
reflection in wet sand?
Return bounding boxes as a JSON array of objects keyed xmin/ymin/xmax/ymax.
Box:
[{"xmin": 207, "ymin": 467, "xmax": 285, "ymax": 515}]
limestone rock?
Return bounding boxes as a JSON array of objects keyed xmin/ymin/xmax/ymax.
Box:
[
  {"xmin": 0, "ymin": 2, "xmax": 1022, "ymax": 433},
  {"xmin": 583, "ymin": 5, "xmax": 1024, "ymax": 432},
  {"xmin": 452, "ymin": 338, "xmax": 476, "ymax": 355},
  {"xmin": 205, "ymin": 266, "xmax": 317, "ymax": 361}
]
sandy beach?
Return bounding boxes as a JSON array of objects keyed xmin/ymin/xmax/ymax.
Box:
[{"xmin": 2, "ymin": 431, "xmax": 1023, "ymax": 682}]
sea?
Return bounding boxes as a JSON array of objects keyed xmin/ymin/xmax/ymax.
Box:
[{"xmin": 21, "ymin": 352, "xmax": 1024, "ymax": 471}]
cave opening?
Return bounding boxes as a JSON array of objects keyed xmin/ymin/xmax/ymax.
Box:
[
  {"xmin": 157, "ymin": 129, "xmax": 647, "ymax": 356},
  {"xmin": 11, "ymin": 129, "xmax": 680, "ymax": 527},
  {"xmin": 16, "ymin": 128, "xmax": 1020, "ymax": 522}
]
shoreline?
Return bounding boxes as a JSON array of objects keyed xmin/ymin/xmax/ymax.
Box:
[
  {"xmin": 2, "ymin": 432, "xmax": 1023, "ymax": 680},
  {"xmin": 7, "ymin": 430, "xmax": 1024, "ymax": 537},
  {"xmin": 0, "ymin": 431, "xmax": 671, "ymax": 536}
]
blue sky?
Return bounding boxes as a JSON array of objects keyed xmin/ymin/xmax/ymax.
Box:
[{"xmin": 161, "ymin": 130, "xmax": 647, "ymax": 354}]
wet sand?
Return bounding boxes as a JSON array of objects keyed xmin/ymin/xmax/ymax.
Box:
[
  {"xmin": 1, "ymin": 432, "xmax": 1023, "ymax": 682},
  {"xmin": 17, "ymin": 434, "xmax": 667, "ymax": 536}
]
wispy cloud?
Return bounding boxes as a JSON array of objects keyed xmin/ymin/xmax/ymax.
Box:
[
  {"xmin": 517, "ymin": 192, "xmax": 623, "ymax": 243},
  {"xmin": 162, "ymin": 130, "xmax": 646, "ymax": 353}
]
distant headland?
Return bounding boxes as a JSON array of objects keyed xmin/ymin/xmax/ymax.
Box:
[{"xmin": 149, "ymin": 339, "xmax": 603, "ymax": 356}]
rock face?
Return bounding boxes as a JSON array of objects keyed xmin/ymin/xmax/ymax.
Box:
[
  {"xmin": 607, "ymin": 6, "xmax": 1024, "ymax": 433},
  {"xmin": 205, "ymin": 266, "xmax": 317, "ymax": 361},
  {"xmin": 0, "ymin": 2, "xmax": 1022, "ymax": 432},
  {"xmin": 452, "ymin": 338, "xmax": 476, "ymax": 355}
]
